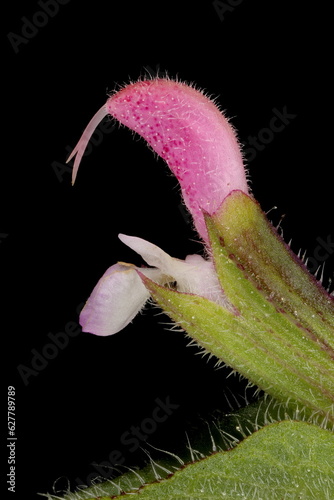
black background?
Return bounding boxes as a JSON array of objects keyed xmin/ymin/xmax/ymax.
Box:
[{"xmin": 3, "ymin": 1, "xmax": 333, "ymax": 499}]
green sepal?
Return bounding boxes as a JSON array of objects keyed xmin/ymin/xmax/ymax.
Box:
[
  {"xmin": 139, "ymin": 191, "xmax": 334, "ymax": 424},
  {"xmin": 141, "ymin": 274, "xmax": 334, "ymax": 425},
  {"xmin": 209, "ymin": 190, "xmax": 334, "ymax": 347}
]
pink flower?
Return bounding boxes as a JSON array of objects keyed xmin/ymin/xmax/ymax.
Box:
[{"xmin": 68, "ymin": 78, "xmax": 249, "ymax": 335}]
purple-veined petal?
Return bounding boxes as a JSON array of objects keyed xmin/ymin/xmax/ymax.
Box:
[
  {"xmin": 69, "ymin": 78, "xmax": 249, "ymax": 242},
  {"xmin": 80, "ymin": 262, "xmax": 161, "ymax": 336},
  {"xmin": 119, "ymin": 234, "xmax": 229, "ymax": 308}
]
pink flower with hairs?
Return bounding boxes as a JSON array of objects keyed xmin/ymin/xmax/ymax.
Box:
[{"xmin": 68, "ymin": 78, "xmax": 249, "ymax": 336}]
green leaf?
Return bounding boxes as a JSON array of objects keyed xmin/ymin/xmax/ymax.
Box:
[{"xmin": 51, "ymin": 421, "xmax": 334, "ymax": 499}]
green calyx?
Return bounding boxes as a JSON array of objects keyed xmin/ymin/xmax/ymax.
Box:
[{"xmin": 141, "ymin": 191, "xmax": 334, "ymax": 425}]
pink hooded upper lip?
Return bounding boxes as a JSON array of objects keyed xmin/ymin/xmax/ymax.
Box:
[
  {"xmin": 106, "ymin": 79, "xmax": 248, "ymax": 242},
  {"xmin": 69, "ymin": 78, "xmax": 248, "ymax": 242}
]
